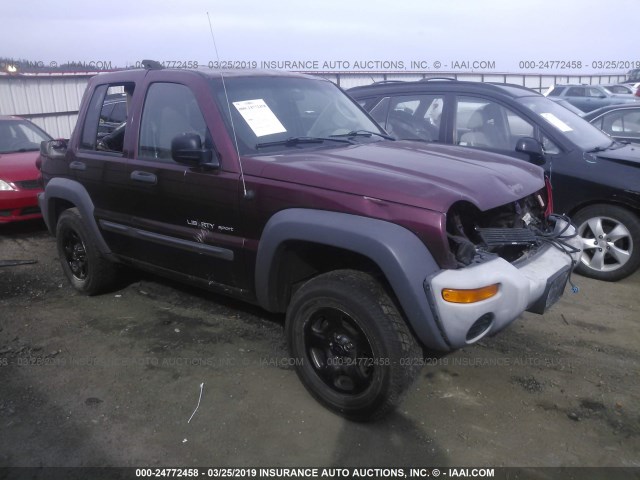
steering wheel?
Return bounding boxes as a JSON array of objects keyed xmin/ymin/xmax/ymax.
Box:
[{"xmin": 387, "ymin": 116, "xmax": 438, "ymax": 142}]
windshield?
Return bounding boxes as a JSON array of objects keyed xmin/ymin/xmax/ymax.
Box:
[
  {"xmin": 516, "ymin": 96, "xmax": 612, "ymax": 151},
  {"xmin": 0, "ymin": 119, "xmax": 52, "ymax": 154},
  {"xmin": 212, "ymin": 76, "xmax": 385, "ymax": 155}
]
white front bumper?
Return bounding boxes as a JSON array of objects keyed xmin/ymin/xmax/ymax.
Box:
[{"xmin": 427, "ymin": 220, "xmax": 581, "ymax": 349}]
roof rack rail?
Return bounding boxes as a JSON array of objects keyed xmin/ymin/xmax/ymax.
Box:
[
  {"xmin": 141, "ymin": 59, "xmax": 163, "ymax": 70},
  {"xmin": 419, "ymin": 77, "xmax": 457, "ymax": 82},
  {"xmin": 372, "ymin": 80, "xmax": 407, "ymax": 84}
]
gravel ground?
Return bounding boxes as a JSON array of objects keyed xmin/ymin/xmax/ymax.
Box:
[{"xmin": 1, "ymin": 220, "xmax": 639, "ymax": 469}]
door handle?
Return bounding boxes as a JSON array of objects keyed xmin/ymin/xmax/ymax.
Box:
[
  {"xmin": 69, "ymin": 161, "xmax": 86, "ymax": 171},
  {"xmin": 130, "ymin": 170, "xmax": 157, "ymax": 184}
]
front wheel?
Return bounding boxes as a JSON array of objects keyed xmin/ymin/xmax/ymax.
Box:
[
  {"xmin": 573, "ymin": 205, "xmax": 640, "ymax": 281},
  {"xmin": 285, "ymin": 270, "xmax": 422, "ymax": 421}
]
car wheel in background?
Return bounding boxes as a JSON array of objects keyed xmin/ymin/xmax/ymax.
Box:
[{"xmin": 573, "ymin": 205, "xmax": 640, "ymax": 281}]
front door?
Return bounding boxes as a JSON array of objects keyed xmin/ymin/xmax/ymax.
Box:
[{"xmin": 102, "ymin": 81, "xmax": 245, "ymax": 290}]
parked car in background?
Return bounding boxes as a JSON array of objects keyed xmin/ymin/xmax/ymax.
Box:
[
  {"xmin": 624, "ymin": 68, "xmax": 640, "ymax": 84},
  {"xmin": 601, "ymin": 84, "xmax": 635, "ymax": 95},
  {"xmin": 544, "ymin": 84, "xmax": 639, "ymax": 113},
  {"xmin": 583, "ymin": 104, "xmax": 640, "ymax": 144},
  {"xmin": 348, "ymin": 79, "xmax": 640, "ymax": 281},
  {"xmin": 0, "ymin": 116, "xmax": 52, "ymax": 223}
]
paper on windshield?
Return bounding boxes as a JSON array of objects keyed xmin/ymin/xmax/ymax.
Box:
[
  {"xmin": 540, "ymin": 113, "xmax": 573, "ymax": 132},
  {"xmin": 233, "ymin": 99, "xmax": 287, "ymax": 137}
]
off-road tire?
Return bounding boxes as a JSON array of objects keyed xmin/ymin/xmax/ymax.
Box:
[
  {"xmin": 56, "ymin": 208, "xmax": 118, "ymax": 295},
  {"xmin": 285, "ymin": 269, "xmax": 422, "ymax": 421}
]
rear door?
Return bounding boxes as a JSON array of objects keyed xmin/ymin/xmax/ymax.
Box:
[
  {"xmin": 564, "ymin": 86, "xmax": 590, "ymax": 111},
  {"xmin": 72, "ymin": 82, "xmax": 135, "ymax": 235},
  {"xmin": 598, "ymin": 108, "xmax": 640, "ymax": 143}
]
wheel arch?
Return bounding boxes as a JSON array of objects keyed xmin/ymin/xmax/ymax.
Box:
[
  {"xmin": 567, "ymin": 196, "xmax": 640, "ymax": 220},
  {"xmin": 255, "ymin": 208, "xmax": 449, "ymax": 351},
  {"xmin": 40, "ymin": 177, "xmax": 112, "ymax": 255}
]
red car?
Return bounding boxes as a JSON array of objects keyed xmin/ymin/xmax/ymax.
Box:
[{"xmin": 0, "ymin": 116, "xmax": 52, "ymax": 223}]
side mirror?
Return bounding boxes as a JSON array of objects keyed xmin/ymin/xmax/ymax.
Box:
[
  {"xmin": 171, "ymin": 133, "xmax": 219, "ymax": 169},
  {"xmin": 40, "ymin": 139, "xmax": 68, "ymax": 160},
  {"xmin": 515, "ymin": 137, "xmax": 546, "ymax": 166}
]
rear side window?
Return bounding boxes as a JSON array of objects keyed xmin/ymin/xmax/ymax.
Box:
[
  {"xmin": 110, "ymin": 101, "xmax": 127, "ymax": 123},
  {"xmin": 602, "ymin": 110, "xmax": 640, "ymax": 138},
  {"xmin": 80, "ymin": 84, "xmax": 134, "ymax": 153},
  {"xmin": 80, "ymin": 85, "xmax": 108, "ymax": 150},
  {"xmin": 566, "ymin": 87, "xmax": 586, "ymax": 97}
]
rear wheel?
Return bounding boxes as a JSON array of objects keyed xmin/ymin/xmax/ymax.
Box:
[
  {"xmin": 56, "ymin": 208, "xmax": 118, "ymax": 295},
  {"xmin": 573, "ymin": 205, "xmax": 640, "ymax": 281},
  {"xmin": 286, "ymin": 270, "xmax": 422, "ymax": 421}
]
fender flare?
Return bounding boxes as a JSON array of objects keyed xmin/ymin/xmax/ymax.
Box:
[
  {"xmin": 255, "ymin": 209, "xmax": 450, "ymax": 351},
  {"xmin": 39, "ymin": 177, "xmax": 112, "ymax": 255}
]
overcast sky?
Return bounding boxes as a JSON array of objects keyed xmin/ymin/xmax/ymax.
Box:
[{"xmin": 1, "ymin": 0, "xmax": 637, "ymax": 73}]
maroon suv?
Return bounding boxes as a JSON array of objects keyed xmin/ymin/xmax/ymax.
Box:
[{"xmin": 38, "ymin": 65, "xmax": 581, "ymax": 420}]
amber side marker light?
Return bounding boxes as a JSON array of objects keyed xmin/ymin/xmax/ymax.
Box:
[{"xmin": 442, "ymin": 284, "xmax": 500, "ymax": 303}]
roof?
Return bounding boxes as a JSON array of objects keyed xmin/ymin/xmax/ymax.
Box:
[
  {"xmin": 91, "ymin": 67, "xmax": 320, "ymax": 82},
  {"xmin": 0, "ymin": 115, "xmax": 27, "ymax": 121},
  {"xmin": 582, "ymin": 103, "xmax": 640, "ymax": 120},
  {"xmin": 347, "ymin": 79, "xmax": 541, "ymax": 98}
]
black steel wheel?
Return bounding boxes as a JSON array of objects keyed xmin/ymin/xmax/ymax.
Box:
[
  {"xmin": 305, "ymin": 306, "xmax": 375, "ymax": 395},
  {"xmin": 286, "ymin": 270, "xmax": 422, "ymax": 421},
  {"xmin": 56, "ymin": 208, "xmax": 118, "ymax": 295},
  {"xmin": 60, "ymin": 228, "xmax": 88, "ymax": 281}
]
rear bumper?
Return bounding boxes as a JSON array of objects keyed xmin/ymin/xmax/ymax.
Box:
[{"xmin": 426, "ymin": 219, "xmax": 581, "ymax": 349}]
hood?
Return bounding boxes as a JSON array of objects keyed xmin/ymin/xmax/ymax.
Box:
[
  {"xmin": 243, "ymin": 141, "xmax": 544, "ymax": 213},
  {"xmin": 588, "ymin": 143, "xmax": 640, "ymax": 196},
  {"xmin": 0, "ymin": 150, "xmax": 40, "ymax": 182},
  {"xmin": 595, "ymin": 142, "xmax": 640, "ymax": 165}
]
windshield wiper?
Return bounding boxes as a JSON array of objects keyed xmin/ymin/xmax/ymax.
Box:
[
  {"xmin": 331, "ymin": 130, "xmax": 395, "ymax": 141},
  {"xmin": 255, "ymin": 136, "xmax": 353, "ymax": 149}
]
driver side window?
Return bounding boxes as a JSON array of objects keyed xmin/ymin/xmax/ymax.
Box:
[{"xmin": 138, "ymin": 83, "xmax": 210, "ymax": 161}]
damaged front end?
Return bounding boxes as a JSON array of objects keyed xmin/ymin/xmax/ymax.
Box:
[
  {"xmin": 428, "ymin": 181, "xmax": 582, "ymax": 349},
  {"xmin": 446, "ymin": 180, "xmax": 570, "ymax": 267}
]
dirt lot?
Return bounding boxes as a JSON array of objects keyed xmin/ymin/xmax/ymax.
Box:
[{"xmin": 1, "ymin": 220, "xmax": 639, "ymax": 469}]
